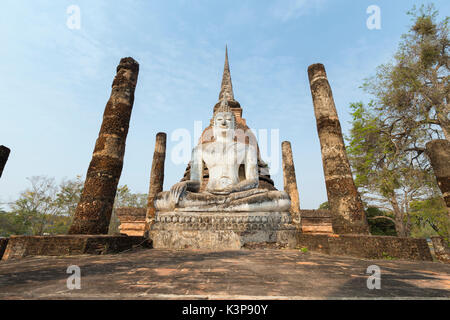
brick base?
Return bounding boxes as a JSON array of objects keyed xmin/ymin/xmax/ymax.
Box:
[
  {"xmin": 116, "ymin": 207, "xmax": 146, "ymax": 236},
  {"xmin": 296, "ymin": 234, "xmax": 433, "ymax": 261},
  {"xmin": 2, "ymin": 235, "xmax": 149, "ymax": 260},
  {"xmin": 300, "ymin": 210, "xmax": 333, "ymax": 234}
]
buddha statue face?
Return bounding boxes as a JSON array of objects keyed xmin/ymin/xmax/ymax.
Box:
[{"xmin": 213, "ymin": 111, "xmax": 235, "ymax": 139}]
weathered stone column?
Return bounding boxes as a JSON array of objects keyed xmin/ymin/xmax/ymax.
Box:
[
  {"xmin": 145, "ymin": 132, "xmax": 167, "ymax": 233},
  {"xmin": 282, "ymin": 141, "xmax": 300, "ymax": 218},
  {"xmin": 308, "ymin": 63, "xmax": 369, "ymax": 234},
  {"xmin": 426, "ymin": 139, "xmax": 450, "ymax": 216},
  {"xmin": 0, "ymin": 145, "xmax": 10, "ymax": 178},
  {"xmin": 69, "ymin": 57, "xmax": 139, "ymax": 235}
]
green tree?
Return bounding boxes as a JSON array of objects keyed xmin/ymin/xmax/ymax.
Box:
[
  {"xmin": 0, "ymin": 206, "xmax": 23, "ymax": 237},
  {"xmin": 318, "ymin": 201, "xmax": 329, "ymax": 210},
  {"xmin": 2, "ymin": 175, "xmax": 83, "ymax": 235},
  {"xmin": 409, "ymin": 196, "xmax": 449, "ymax": 240},
  {"xmin": 317, "ymin": 202, "xmax": 397, "ymax": 236},
  {"xmin": 2, "ymin": 176, "xmax": 147, "ymax": 236},
  {"xmin": 347, "ymin": 102, "xmax": 436, "ymax": 237},
  {"xmin": 51, "ymin": 175, "xmax": 85, "ymax": 234},
  {"xmin": 55, "ymin": 175, "xmax": 84, "ymax": 218},
  {"xmin": 363, "ymin": 4, "xmax": 449, "ymax": 143},
  {"xmin": 8, "ymin": 176, "xmax": 60, "ymax": 235},
  {"xmin": 366, "ymin": 207, "xmax": 397, "ymax": 236},
  {"xmin": 347, "ymin": 5, "xmax": 449, "ymax": 237},
  {"xmin": 114, "ymin": 185, "xmax": 147, "ymax": 208}
]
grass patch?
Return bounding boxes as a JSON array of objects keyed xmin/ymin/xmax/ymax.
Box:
[{"xmin": 381, "ymin": 252, "xmax": 396, "ymax": 260}]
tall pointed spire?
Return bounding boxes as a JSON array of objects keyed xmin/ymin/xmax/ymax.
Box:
[{"xmin": 218, "ymin": 45, "xmax": 235, "ymax": 101}]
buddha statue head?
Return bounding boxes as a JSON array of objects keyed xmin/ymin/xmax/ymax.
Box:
[{"xmin": 212, "ymin": 98, "xmax": 236, "ymax": 142}]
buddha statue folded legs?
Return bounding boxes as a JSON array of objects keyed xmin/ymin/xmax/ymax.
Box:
[{"xmin": 155, "ymin": 188, "xmax": 291, "ymax": 212}]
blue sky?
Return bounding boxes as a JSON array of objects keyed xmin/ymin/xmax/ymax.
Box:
[{"xmin": 0, "ymin": 0, "xmax": 449, "ymax": 209}]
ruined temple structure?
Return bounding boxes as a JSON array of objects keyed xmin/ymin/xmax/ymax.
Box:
[
  {"xmin": 112, "ymin": 50, "xmax": 431, "ymax": 261},
  {"xmin": 2, "ymin": 51, "xmax": 434, "ymax": 261},
  {"xmin": 147, "ymin": 48, "xmax": 297, "ymax": 249}
]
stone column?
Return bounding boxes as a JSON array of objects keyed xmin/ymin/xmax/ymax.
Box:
[
  {"xmin": 145, "ymin": 132, "xmax": 167, "ymax": 233},
  {"xmin": 282, "ymin": 141, "xmax": 300, "ymax": 218},
  {"xmin": 69, "ymin": 57, "xmax": 139, "ymax": 235},
  {"xmin": 0, "ymin": 146, "xmax": 10, "ymax": 178},
  {"xmin": 307, "ymin": 63, "xmax": 369, "ymax": 234},
  {"xmin": 426, "ymin": 139, "xmax": 450, "ymax": 215}
]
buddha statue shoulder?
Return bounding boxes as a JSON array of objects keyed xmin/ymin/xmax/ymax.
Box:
[{"xmin": 155, "ymin": 99, "xmax": 290, "ymax": 212}]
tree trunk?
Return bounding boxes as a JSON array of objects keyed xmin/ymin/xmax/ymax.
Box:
[
  {"xmin": 390, "ymin": 195, "xmax": 408, "ymax": 237},
  {"xmin": 426, "ymin": 139, "xmax": 450, "ymax": 220},
  {"xmin": 436, "ymin": 102, "xmax": 450, "ymax": 141}
]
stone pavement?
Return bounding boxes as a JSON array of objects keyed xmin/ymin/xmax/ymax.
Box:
[{"xmin": 0, "ymin": 249, "xmax": 449, "ymax": 299}]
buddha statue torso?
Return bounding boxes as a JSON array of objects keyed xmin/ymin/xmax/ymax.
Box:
[{"xmin": 203, "ymin": 141, "xmax": 246, "ymax": 191}]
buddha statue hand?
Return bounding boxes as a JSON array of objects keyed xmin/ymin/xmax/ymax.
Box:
[
  {"xmin": 207, "ymin": 178, "xmax": 259, "ymax": 196},
  {"xmin": 208, "ymin": 185, "xmax": 234, "ymax": 196},
  {"xmin": 170, "ymin": 180, "xmax": 200, "ymax": 205},
  {"xmin": 170, "ymin": 182, "xmax": 187, "ymax": 205}
]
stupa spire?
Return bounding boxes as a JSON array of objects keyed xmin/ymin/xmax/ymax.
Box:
[{"xmin": 218, "ymin": 45, "xmax": 235, "ymax": 101}]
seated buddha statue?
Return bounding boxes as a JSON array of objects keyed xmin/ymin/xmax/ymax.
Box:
[{"xmin": 154, "ymin": 99, "xmax": 291, "ymax": 212}]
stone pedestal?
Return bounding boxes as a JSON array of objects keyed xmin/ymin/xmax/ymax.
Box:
[{"xmin": 149, "ymin": 211, "xmax": 297, "ymax": 249}]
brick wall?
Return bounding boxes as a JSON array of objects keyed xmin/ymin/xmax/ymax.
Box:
[
  {"xmin": 2, "ymin": 235, "xmax": 148, "ymax": 260},
  {"xmin": 300, "ymin": 210, "xmax": 333, "ymax": 234},
  {"xmin": 297, "ymin": 234, "xmax": 433, "ymax": 261},
  {"xmin": 116, "ymin": 207, "xmax": 146, "ymax": 236}
]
